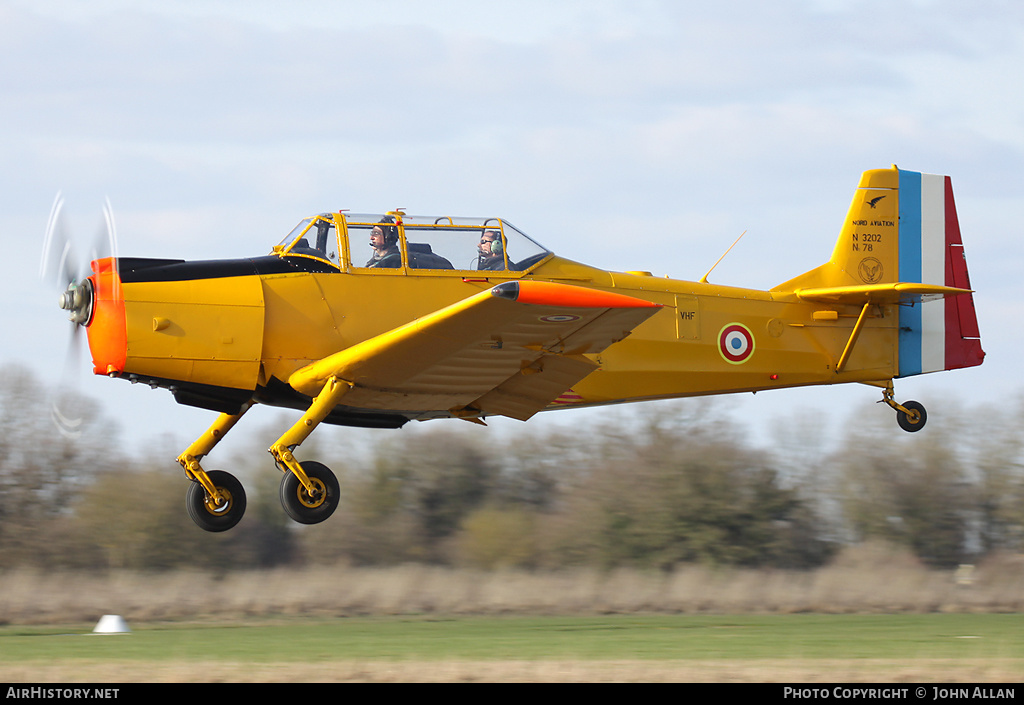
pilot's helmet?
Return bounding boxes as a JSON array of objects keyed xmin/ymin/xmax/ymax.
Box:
[{"xmin": 377, "ymin": 216, "xmax": 399, "ymax": 247}]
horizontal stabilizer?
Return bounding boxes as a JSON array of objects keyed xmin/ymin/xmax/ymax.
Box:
[{"xmin": 796, "ymin": 283, "xmax": 972, "ymax": 306}]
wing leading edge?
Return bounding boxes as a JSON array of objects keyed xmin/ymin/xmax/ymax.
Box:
[{"xmin": 288, "ymin": 281, "xmax": 662, "ymax": 421}]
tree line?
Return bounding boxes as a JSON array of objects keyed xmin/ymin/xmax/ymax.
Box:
[{"xmin": 1, "ymin": 364, "xmax": 1022, "ymax": 572}]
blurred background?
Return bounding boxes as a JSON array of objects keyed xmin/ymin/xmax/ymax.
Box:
[{"xmin": 1, "ymin": 1, "xmax": 1022, "ymax": 594}]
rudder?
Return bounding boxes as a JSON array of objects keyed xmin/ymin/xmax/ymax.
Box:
[{"xmin": 894, "ymin": 168, "xmax": 984, "ymax": 376}]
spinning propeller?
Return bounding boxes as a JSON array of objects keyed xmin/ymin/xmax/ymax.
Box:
[{"xmin": 39, "ymin": 193, "xmax": 119, "ymax": 437}]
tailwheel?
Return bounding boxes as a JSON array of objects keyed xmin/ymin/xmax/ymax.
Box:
[
  {"xmin": 186, "ymin": 470, "xmax": 247, "ymax": 532},
  {"xmin": 879, "ymin": 383, "xmax": 928, "ymax": 433},
  {"xmin": 279, "ymin": 461, "xmax": 340, "ymax": 525},
  {"xmin": 896, "ymin": 400, "xmax": 927, "ymax": 433}
]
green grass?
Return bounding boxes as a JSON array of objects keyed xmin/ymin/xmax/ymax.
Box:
[{"xmin": 2, "ymin": 614, "xmax": 1022, "ymax": 663}]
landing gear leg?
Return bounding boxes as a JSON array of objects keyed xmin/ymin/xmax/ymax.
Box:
[
  {"xmin": 268, "ymin": 376, "xmax": 349, "ymax": 525},
  {"xmin": 879, "ymin": 382, "xmax": 927, "ymax": 433},
  {"xmin": 177, "ymin": 402, "xmax": 252, "ymax": 531}
]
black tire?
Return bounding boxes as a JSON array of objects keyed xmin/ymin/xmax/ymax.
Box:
[
  {"xmin": 897, "ymin": 400, "xmax": 927, "ymax": 432},
  {"xmin": 186, "ymin": 470, "xmax": 246, "ymax": 532},
  {"xmin": 279, "ymin": 461, "xmax": 340, "ymax": 525}
]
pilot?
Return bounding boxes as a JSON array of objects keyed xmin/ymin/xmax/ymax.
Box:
[
  {"xmin": 366, "ymin": 216, "xmax": 401, "ymax": 268},
  {"xmin": 476, "ymin": 229, "xmax": 505, "ymax": 271}
]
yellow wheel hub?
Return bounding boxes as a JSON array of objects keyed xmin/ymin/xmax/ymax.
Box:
[
  {"xmin": 203, "ymin": 488, "xmax": 234, "ymax": 515},
  {"xmin": 296, "ymin": 478, "xmax": 327, "ymax": 509}
]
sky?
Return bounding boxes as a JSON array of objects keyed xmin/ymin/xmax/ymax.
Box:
[{"xmin": 1, "ymin": 0, "xmax": 1021, "ymax": 462}]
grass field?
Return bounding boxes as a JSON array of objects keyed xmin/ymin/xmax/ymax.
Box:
[
  {"xmin": 2, "ymin": 549, "xmax": 1023, "ymax": 682},
  {"xmin": 1, "ymin": 614, "xmax": 1022, "ymax": 682}
]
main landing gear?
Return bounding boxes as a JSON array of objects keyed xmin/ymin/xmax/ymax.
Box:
[
  {"xmin": 878, "ymin": 381, "xmax": 927, "ymax": 433},
  {"xmin": 176, "ymin": 376, "xmax": 351, "ymax": 532}
]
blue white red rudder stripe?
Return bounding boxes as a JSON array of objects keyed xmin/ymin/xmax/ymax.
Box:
[{"xmin": 896, "ymin": 169, "xmax": 984, "ymax": 377}]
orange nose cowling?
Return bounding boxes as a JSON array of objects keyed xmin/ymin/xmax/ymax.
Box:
[{"xmin": 87, "ymin": 258, "xmax": 127, "ymax": 376}]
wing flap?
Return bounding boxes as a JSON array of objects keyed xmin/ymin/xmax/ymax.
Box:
[
  {"xmin": 471, "ymin": 354, "xmax": 598, "ymax": 421},
  {"xmin": 288, "ymin": 281, "xmax": 661, "ymax": 419}
]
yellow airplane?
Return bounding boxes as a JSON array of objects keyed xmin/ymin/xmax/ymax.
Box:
[{"xmin": 50, "ymin": 165, "xmax": 983, "ymax": 532}]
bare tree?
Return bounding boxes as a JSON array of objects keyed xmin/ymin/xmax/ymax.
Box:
[{"xmin": 0, "ymin": 365, "xmax": 120, "ymax": 567}]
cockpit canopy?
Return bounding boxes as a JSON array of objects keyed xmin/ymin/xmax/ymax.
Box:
[{"xmin": 273, "ymin": 212, "xmax": 552, "ymax": 273}]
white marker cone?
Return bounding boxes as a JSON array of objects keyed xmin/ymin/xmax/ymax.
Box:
[{"xmin": 92, "ymin": 614, "xmax": 131, "ymax": 634}]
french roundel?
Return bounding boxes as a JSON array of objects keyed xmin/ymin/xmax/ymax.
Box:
[{"xmin": 718, "ymin": 323, "xmax": 755, "ymax": 364}]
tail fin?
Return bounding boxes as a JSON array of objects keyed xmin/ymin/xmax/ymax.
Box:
[{"xmin": 775, "ymin": 166, "xmax": 984, "ymax": 375}]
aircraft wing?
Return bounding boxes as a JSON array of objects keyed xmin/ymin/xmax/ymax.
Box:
[{"xmin": 288, "ymin": 281, "xmax": 662, "ymax": 421}]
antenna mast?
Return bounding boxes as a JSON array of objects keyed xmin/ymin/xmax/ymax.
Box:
[{"xmin": 699, "ymin": 230, "xmax": 747, "ymax": 284}]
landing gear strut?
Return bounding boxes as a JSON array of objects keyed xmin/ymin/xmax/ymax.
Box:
[{"xmin": 267, "ymin": 375, "xmax": 349, "ymax": 526}]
